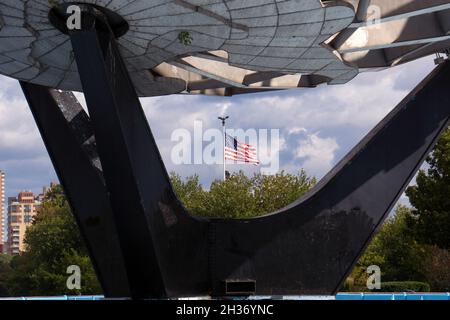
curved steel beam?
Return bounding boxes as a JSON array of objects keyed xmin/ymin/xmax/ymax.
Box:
[{"xmin": 210, "ymin": 61, "xmax": 450, "ymax": 295}]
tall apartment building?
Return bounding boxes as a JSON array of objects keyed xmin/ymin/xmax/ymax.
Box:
[
  {"xmin": 7, "ymin": 191, "xmax": 42, "ymax": 255},
  {"xmin": 0, "ymin": 171, "xmax": 5, "ymax": 254}
]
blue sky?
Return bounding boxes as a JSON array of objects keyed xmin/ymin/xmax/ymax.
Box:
[{"xmin": 0, "ymin": 56, "xmax": 436, "ymax": 205}]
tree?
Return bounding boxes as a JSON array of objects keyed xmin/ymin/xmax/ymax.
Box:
[
  {"xmin": 422, "ymin": 245, "xmax": 450, "ymax": 292},
  {"xmin": 203, "ymin": 171, "xmax": 257, "ymax": 218},
  {"xmin": 170, "ymin": 173, "xmax": 208, "ymax": 216},
  {"xmin": 346, "ymin": 205, "xmax": 428, "ymax": 290},
  {"xmin": 171, "ymin": 170, "xmax": 316, "ymax": 219},
  {"xmin": 6, "ymin": 185, "xmax": 101, "ymax": 296},
  {"xmin": 253, "ymin": 170, "xmax": 316, "ymax": 214},
  {"xmin": 406, "ymin": 127, "xmax": 450, "ymax": 249},
  {"xmin": 0, "ymin": 254, "xmax": 12, "ymax": 296}
]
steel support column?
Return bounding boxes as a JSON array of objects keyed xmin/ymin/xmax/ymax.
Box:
[
  {"xmin": 68, "ymin": 10, "xmax": 167, "ymax": 299},
  {"xmin": 20, "ymin": 83, "xmax": 130, "ymax": 297}
]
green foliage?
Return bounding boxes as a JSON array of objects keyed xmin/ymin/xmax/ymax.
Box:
[
  {"xmin": 378, "ymin": 281, "xmax": 430, "ymax": 293},
  {"xmin": 368, "ymin": 206, "xmax": 427, "ymax": 281},
  {"xmin": 204, "ymin": 171, "xmax": 257, "ymax": 218},
  {"xmin": 0, "ymin": 254, "xmax": 12, "ymax": 296},
  {"xmin": 170, "ymin": 173, "xmax": 208, "ymax": 216},
  {"xmin": 170, "ymin": 170, "xmax": 316, "ymax": 219},
  {"xmin": 422, "ymin": 245, "xmax": 450, "ymax": 292},
  {"xmin": 5, "ymin": 185, "xmax": 101, "ymax": 297},
  {"xmin": 253, "ymin": 170, "xmax": 316, "ymax": 214},
  {"xmin": 406, "ymin": 127, "xmax": 450, "ymax": 250},
  {"xmin": 178, "ymin": 31, "xmax": 193, "ymax": 45},
  {"xmin": 345, "ymin": 205, "xmax": 428, "ymax": 291}
]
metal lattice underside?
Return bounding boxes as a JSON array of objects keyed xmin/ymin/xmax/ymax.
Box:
[{"xmin": 1, "ymin": 0, "xmax": 450, "ymax": 96}]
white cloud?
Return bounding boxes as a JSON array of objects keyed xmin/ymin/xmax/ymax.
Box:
[
  {"xmin": 288, "ymin": 127, "xmax": 307, "ymax": 135},
  {"xmin": 295, "ymin": 132, "xmax": 339, "ymax": 177},
  {"xmin": 0, "ymin": 79, "xmax": 42, "ymax": 152}
]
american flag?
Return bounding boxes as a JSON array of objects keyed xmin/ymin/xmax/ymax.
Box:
[{"xmin": 224, "ymin": 133, "xmax": 260, "ymax": 165}]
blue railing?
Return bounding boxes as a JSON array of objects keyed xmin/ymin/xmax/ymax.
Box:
[{"xmin": 336, "ymin": 293, "xmax": 450, "ymax": 300}]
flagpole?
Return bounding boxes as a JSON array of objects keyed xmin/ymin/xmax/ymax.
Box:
[
  {"xmin": 218, "ymin": 115, "xmax": 229, "ymax": 181},
  {"xmin": 223, "ymin": 121, "xmax": 226, "ymax": 181}
]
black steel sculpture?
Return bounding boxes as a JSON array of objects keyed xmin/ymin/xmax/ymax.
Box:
[{"xmin": 20, "ymin": 6, "xmax": 450, "ymax": 299}]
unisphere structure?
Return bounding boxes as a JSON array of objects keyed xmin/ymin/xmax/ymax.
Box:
[{"xmin": 1, "ymin": 0, "xmax": 450, "ymax": 299}]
